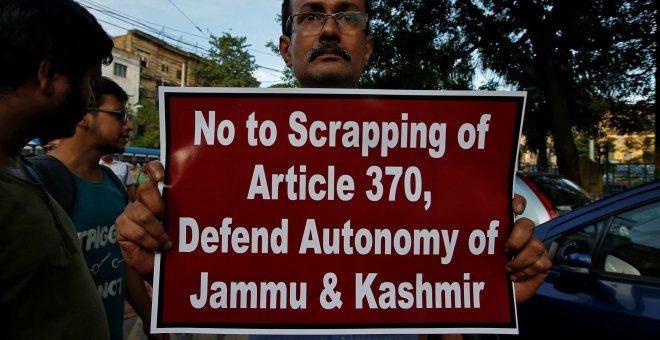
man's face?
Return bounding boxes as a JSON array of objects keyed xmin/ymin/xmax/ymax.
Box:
[
  {"xmin": 88, "ymin": 94, "xmax": 132, "ymax": 155},
  {"xmin": 37, "ymin": 64, "xmax": 102, "ymax": 142},
  {"xmin": 280, "ymin": 0, "xmax": 373, "ymax": 88}
]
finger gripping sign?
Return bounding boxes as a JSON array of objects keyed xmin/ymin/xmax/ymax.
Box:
[{"xmin": 152, "ymin": 88, "xmax": 525, "ymax": 335}]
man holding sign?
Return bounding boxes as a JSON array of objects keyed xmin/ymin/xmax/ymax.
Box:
[{"xmin": 116, "ymin": 0, "xmax": 550, "ymax": 335}]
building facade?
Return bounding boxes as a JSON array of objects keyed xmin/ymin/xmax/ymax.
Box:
[
  {"xmin": 606, "ymin": 133, "xmax": 655, "ymax": 164},
  {"xmin": 112, "ymin": 29, "xmax": 200, "ymax": 101},
  {"xmin": 102, "ymin": 47, "xmax": 141, "ymax": 107}
]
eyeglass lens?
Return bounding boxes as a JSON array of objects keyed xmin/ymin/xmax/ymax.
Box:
[
  {"xmin": 87, "ymin": 108, "xmax": 129, "ymax": 123},
  {"xmin": 291, "ymin": 12, "xmax": 367, "ymax": 33}
]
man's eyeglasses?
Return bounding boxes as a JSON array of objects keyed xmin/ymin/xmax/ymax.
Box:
[
  {"xmin": 87, "ymin": 107, "xmax": 130, "ymax": 124},
  {"xmin": 286, "ymin": 11, "xmax": 368, "ymax": 34}
]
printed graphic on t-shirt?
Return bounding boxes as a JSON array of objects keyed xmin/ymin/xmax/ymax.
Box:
[{"xmin": 70, "ymin": 173, "xmax": 127, "ymax": 340}]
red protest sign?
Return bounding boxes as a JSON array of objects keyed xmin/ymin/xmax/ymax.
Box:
[{"xmin": 153, "ymin": 88, "xmax": 525, "ymax": 335}]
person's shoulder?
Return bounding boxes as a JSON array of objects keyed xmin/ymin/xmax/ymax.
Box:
[
  {"xmin": 105, "ymin": 159, "xmax": 126, "ymax": 170},
  {"xmin": 0, "ymin": 171, "xmax": 21, "ymax": 208},
  {"xmin": 115, "ymin": 160, "xmax": 131, "ymax": 167}
]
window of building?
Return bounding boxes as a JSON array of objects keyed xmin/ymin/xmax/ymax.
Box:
[
  {"xmin": 140, "ymin": 56, "xmax": 148, "ymax": 68},
  {"xmin": 161, "ymin": 64, "xmax": 169, "ymax": 73},
  {"xmin": 113, "ymin": 63, "xmax": 127, "ymax": 78},
  {"xmin": 176, "ymin": 70, "xmax": 182, "ymax": 79}
]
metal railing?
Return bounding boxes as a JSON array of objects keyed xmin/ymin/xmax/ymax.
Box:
[{"xmin": 602, "ymin": 163, "xmax": 657, "ymax": 196}]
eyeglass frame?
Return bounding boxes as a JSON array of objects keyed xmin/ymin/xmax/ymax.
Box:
[
  {"xmin": 285, "ymin": 11, "xmax": 369, "ymax": 35},
  {"xmin": 87, "ymin": 107, "xmax": 130, "ymax": 124}
]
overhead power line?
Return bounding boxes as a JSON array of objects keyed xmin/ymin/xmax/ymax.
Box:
[
  {"xmin": 80, "ymin": 0, "xmax": 283, "ymax": 76},
  {"xmin": 80, "ymin": 0, "xmax": 281, "ymax": 59},
  {"xmin": 257, "ymin": 64, "xmax": 284, "ymax": 73},
  {"xmin": 166, "ymin": 0, "xmax": 203, "ymax": 33},
  {"xmin": 80, "ymin": 0, "xmax": 206, "ymax": 38},
  {"xmin": 80, "ymin": 0, "xmax": 210, "ymax": 51}
]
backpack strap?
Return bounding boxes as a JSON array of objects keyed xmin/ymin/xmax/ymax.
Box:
[
  {"xmin": 27, "ymin": 155, "xmax": 130, "ymax": 213},
  {"xmin": 25, "ymin": 154, "xmax": 76, "ymax": 213},
  {"xmin": 100, "ymin": 165, "xmax": 129, "ymax": 205}
]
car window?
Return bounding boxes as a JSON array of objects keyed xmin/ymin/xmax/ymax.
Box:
[
  {"xmin": 527, "ymin": 175, "xmax": 591, "ymax": 209},
  {"xmin": 550, "ymin": 220, "xmax": 606, "ymax": 260},
  {"xmin": 594, "ymin": 201, "xmax": 660, "ymax": 279}
]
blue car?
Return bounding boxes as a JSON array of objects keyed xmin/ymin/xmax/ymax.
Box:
[{"xmin": 515, "ymin": 180, "xmax": 660, "ymax": 338}]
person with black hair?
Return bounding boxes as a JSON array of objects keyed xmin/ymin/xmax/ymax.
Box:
[
  {"xmin": 0, "ymin": 0, "xmax": 114, "ymax": 338},
  {"xmin": 279, "ymin": 0, "xmax": 373, "ymax": 88},
  {"xmin": 30, "ymin": 77, "xmax": 161, "ymax": 340}
]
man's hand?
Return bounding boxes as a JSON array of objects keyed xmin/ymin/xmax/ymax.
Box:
[
  {"xmin": 507, "ymin": 194, "xmax": 551, "ymax": 303},
  {"xmin": 116, "ymin": 161, "xmax": 171, "ymax": 277}
]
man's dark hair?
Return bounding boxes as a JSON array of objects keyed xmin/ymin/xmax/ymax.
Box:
[
  {"xmin": 88, "ymin": 76, "xmax": 129, "ymax": 109},
  {"xmin": 0, "ymin": 0, "xmax": 113, "ymax": 90},
  {"xmin": 281, "ymin": 0, "xmax": 371, "ymax": 36}
]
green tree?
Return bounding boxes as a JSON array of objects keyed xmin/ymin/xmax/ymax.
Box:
[
  {"xmin": 455, "ymin": 0, "xmax": 655, "ymax": 186},
  {"xmin": 364, "ymin": 0, "xmax": 475, "ymax": 90},
  {"xmin": 366, "ymin": 0, "xmax": 656, "ymax": 187},
  {"xmin": 192, "ymin": 33, "xmax": 260, "ymax": 87},
  {"xmin": 266, "ymin": 40, "xmax": 299, "ymax": 88},
  {"xmin": 129, "ymin": 99, "xmax": 160, "ymax": 149}
]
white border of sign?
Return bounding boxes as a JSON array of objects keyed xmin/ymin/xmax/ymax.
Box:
[{"xmin": 151, "ymin": 87, "xmax": 526, "ymax": 335}]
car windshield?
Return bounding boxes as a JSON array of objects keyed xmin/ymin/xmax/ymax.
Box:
[{"xmin": 525, "ymin": 174, "xmax": 592, "ymax": 209}]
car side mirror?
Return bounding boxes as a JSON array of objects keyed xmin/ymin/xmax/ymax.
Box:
[
  {"xmin": 553, "ymin": 240, "xmax": 593, "ymax": 293},
  {"xmin": 556, "ymin": 240, "xmax": 592, "ymax": 274}
]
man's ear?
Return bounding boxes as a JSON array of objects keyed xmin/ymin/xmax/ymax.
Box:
[
  {"xmin": 279, "ymin": 35, "xmax": 293, "ymax": 67},
  {"xmin": 363, "ymin": 35, "xmax": 374, "ymax": 66},
  {"xmin": 37, "ymin": 59, "xmax": 56, "ymax": 96},
  {"xmin": 78, "ymin": 113, "xmax": 93, "ymax": 128}
]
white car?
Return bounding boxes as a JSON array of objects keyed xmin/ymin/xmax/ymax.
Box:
[{"xmin": 514, "ymin": 172, "xmax": 592, "ymax": 226}]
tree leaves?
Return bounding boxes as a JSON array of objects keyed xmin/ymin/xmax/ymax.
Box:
[
  {"xmin": 192, "ymin": 33, "xmax": 260, "ymax": 88},
  {"xmin": 366, "ymin": 0, "xmax": 656, "ymax": 184}
]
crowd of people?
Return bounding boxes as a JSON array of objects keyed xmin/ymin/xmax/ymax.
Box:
[{"xmin": 0, "ymin": 0, "xmax": 550, "ymax": 339}]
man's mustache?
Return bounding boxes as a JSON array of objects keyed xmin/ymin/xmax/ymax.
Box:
[{"xmin": 306, "ymin": 42, "xmax": 352, "ymax": 62}]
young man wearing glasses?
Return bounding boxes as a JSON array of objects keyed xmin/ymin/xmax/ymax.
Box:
[
  {"xmin": 0, "ymin": 0, "xmax": 114, "ymax": 338},
  {"xmin": 39, "ymin": 76, "xmax": 158, "ymax": 340}
]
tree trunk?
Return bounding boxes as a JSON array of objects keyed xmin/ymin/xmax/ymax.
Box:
[
  {"xmin": 655, "ymin": 106, "xmax": 660, "ymax": 179},
  {"xmin": 537, "ymin": 146, "xmax": 548, "ymax": 172},
  {"xmin": 655, "ymin": 53, "xmax": 660, "ymax": 179},
  {"xmin": 546, "ymin": 74, "xmax": 582, "ymax": 186}
]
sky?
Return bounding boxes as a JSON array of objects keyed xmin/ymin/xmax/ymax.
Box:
[{"xmin": 81, "ymin": 0, "xmax": 287, "ymax": 87}]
